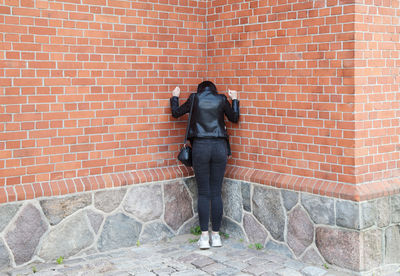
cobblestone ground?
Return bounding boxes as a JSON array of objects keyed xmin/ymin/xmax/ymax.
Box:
[{"xmin": 1, "ymin": 235, "xmax": 398, "ymax": 276}]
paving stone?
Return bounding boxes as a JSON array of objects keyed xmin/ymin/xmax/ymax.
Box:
[
  {"xmin": 171, "ymin": 269, "xmax": 208, "ymax": 275},
  {"xmin": 164, "ymin": 181, "xmax": 194, "ymax": 231},
  {"xmin": 223, "ymin": 260, "xmax": 248, "ymax": 270},
  {"xmin": 5, "ymin": 204, "xmax": 48, "ymax": 265},
  {"xmin": 201, "ymin": 263, "xmax": 229, "ymax": 274},
  {"xmin": 123, "ymin": 184, "xmax": 163, "ymax": 222},
  {"xmin": 253, "ymin": 186, "xmax": 285, "ymax": 241},
  {"xmin": 191, "ymin": 256, "xmax": 215, "ymax": 268},
  {"xmin": 261, "ymin": 262, "xmax": 285, "ymax": 272},
  {"xmin": 242, "ymin": 264, "xmax": 268, "ymax": 275},
  {"xmin": 0, "ymin": 203, "xmax": 21, "ymax": 233},
  {"xmin": 40, "ymin": 194, "xmax": 92, "ymax": 225},
  {"xmin": 222, "ymin": 179, "xmax": 243, "ymax": 223},
  {"xmin": 39, "ymin": 210, "xmax": 94, "ymax": 261},
  {"xmin": 287, "ymin": 206, "xmax": 314, "ymax": 257},
  {"xmin": 246, "ymin": 257, "xmax": 270, "ymax": 266},
  {"xmin": 301, "ymin": 266, "xmax": 328, "ymax": 276},
  {"xmin": 281, "ymin": 190, "xmax": 298, "ymax": 211},
  {"xmin": 98, "ymin": 213, "xmax": 142, "ymax": 252},
  {"xmin": 276, "ymin": 267, "xmax": 303, "ymax": 276},
  {"xmin": 283, "ymin": 259, "xmax": 306, "ymax": 270},
  {"xmin": 5, "ymin": 234, "xmax": 365, "ymax": 276},
  {"xmin": 301, "ymin": 193, "xmax": 334, "ymax": 225},
  {"xmin": 94, "ymin": 189, "xmax": 126, "ymax": 213}
]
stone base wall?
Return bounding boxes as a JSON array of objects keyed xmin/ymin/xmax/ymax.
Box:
[
  {"xmin": 220, "ymin": 179, "xmax": 400, "ymax": 275},
  {"xmin": 0, "ymin": 179, "xmax": 198, "ymax": 270},
  {"xmin": 0, "ymin": 177, "xmax": 399, "ymax": 275}
]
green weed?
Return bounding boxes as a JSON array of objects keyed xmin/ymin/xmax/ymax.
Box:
[
  {"xmin": 56, "ymin": 256, "xmax": 64, "ymax": 265},
  {"xmin": 188, "ymin": 238, "xmax": 199, "ymax": 243},
  {"xmin": 190, "ymin": 226, "xmax": 202, "ymax": 236},
  {"xmin": 220, "ymin": 232, "xmax": 229, "ymax": 239}
]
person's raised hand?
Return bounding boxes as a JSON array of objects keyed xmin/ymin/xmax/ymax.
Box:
[
  {"xmin": 228, "ymin": 89, "xmax": 237, "ymax": 100},
  {"xmin": 172, "ymin": 86, "xmax": 180, "ymax": 97}
]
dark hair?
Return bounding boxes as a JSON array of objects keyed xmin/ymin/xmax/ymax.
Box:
[{"xmin": 197, "ymin": 81, "xmax": 217, "ymax": 94}]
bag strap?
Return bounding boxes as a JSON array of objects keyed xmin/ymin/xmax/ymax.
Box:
[{"xmin": 184, "ymin": 94, "xmax": 195, "ymax": 144}]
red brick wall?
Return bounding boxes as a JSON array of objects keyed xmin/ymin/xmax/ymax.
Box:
[
  {"xmin": 0, "ymin": 0, "xmax": 206, "ymax": 202},
  {"xmin": 354, "ymin": 0, "xmax": 400, "ymax": 184},
  {"xmin": 1, "ymin": 0, "xmax": 399, "ymax": 203},
  {"xmin": 207, "ymin": 0, "xmax": 400, "ymax": 200}
]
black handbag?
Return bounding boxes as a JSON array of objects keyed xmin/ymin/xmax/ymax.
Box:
[{"xmin": 177, "ymin": 95, "xmax": 194, "ymax": 166}]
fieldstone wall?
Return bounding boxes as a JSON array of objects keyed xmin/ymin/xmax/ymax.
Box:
[
  {"xmin": 0, "ymin": 177, "xmax": 399, "ymax": 275},
  {"xmin": 220, "ymin": 179, "xmax": 400, "ymax": 275},
  {"xmin": 0, "ymin": 179, "xmax": 198, "ymax": 270}
]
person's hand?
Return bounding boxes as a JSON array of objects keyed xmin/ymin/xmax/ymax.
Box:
[
  {"xmin": 172, "ymin": 86, "xmax": 180, "ymax": 97},
  {"xmin": 228, "ymin": 89, "xmax": 237, "ymax": 100}
]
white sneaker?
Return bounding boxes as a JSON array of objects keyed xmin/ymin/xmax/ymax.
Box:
[
  {"xmin": 211, "ymin": 233, "xmax": 222, "ymax": 247},
  {"xmin": 197, "ymin": 234, "xmax": 210, "ymax": 249}
]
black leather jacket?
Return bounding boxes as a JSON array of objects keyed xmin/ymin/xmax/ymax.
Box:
[{"xmin": 170, "ymin": 88, "xmax": 239, "ymax": 153}]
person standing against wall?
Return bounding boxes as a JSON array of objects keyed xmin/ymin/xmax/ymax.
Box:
[{"xmin": 170, "ymin": 81, "xmax": 240, "ymax": 249}]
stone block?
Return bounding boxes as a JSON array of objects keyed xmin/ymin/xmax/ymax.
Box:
[
  {"xmin": 243, "ymin": 213, "xmax": 268, "ymax": 244},
  {"xmin": 94, "ymin": 189, "xmax": 126, "ymax": 213},
  {"xmin": 183, "ymin": 177, "xmax": 198, "ymax": 213},
  {"xmin": 385, "ymin": 225, "xmax": 400, "ymax": 264},
  {"xmin": 360, "ymin": 229, "xmax": 382, "ymax": 271},
  {"xmin": 360, "ymin": 200, "xmax": 376, "ymax": 229},
  {"xmin": 336, "ymin": 200, "xmax": 359, "ymax": 229},
  {"xmin": 177, "ymin": 215, "xmax": 199, "ymax": 235},
  {"xmin": 86, "ymin": 209, "xmax": 104, "ymax": 234},
  {"xmin": 265, "ymin": 240, "xmax": 293, "ymax": 258},
  {"xmin": 301, "ymin": 194, "xmax": 334, "ymax": 225},
  {"xmin": 220, "ymin": 217, "xmax": 245, "ymax": 240},
  {"xmin": 5, "ymin": 204, "xmax": 48, "ymax": 265},
  {"xmin": 316, "ymin": 227, "xmax": 360, "ymax": 271},
  {"xmin": 98, "ymin": 213, "xmax": 142, "ymax": 252},
  {"xmin": 241, "ymin": 181, "xmax": 251, "ymax": 212},
  {"xmin": 376, "ymin": 197, "xmax": 390, "ymax": 227},
  {"xmin": 281, "ymin": 190, "xmax": 298, "ymax": 211},
  {"xmin": 300, "ymin": 247, "xmax": 324, "ymax": 266},
  {"xmin": 40, "ymin": 194, "xmax": 92, "ymax": 225},
  {"xmin": 164, "ymin": 181, "xmax": 193, "ymax": 231},
  {"xmin": 39, "ymin": 211, "xmax": 94, "ymax": 261},
  {"xmin": 0, "ymin": 204, "xmax": 21, "ymax": 233},
  {"xmin": 222, "ymin": 179, "xmax": 243, "ymax": 223},
  {"xmin": 253, "ymin": 186, "xmax": 285, "ymax": 241},
  {"xmin": 0, "ymin": 239, "xmax": 10, "ymax": 269},
  {"xmin": 287, "ymin": 206, "xmax": 314, "ymax": 257},
  {"xmin": 391, "ymin": 194, "xmax": 400, "ymax": 223},
  {"xmin": 123, "ymin": 184, "xmax": 163, "ymax": 222}
]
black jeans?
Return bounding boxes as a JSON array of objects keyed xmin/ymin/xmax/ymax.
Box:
[{"xmin": 192, "ymin": 138, "xmax": 228, "ymax": 232}]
